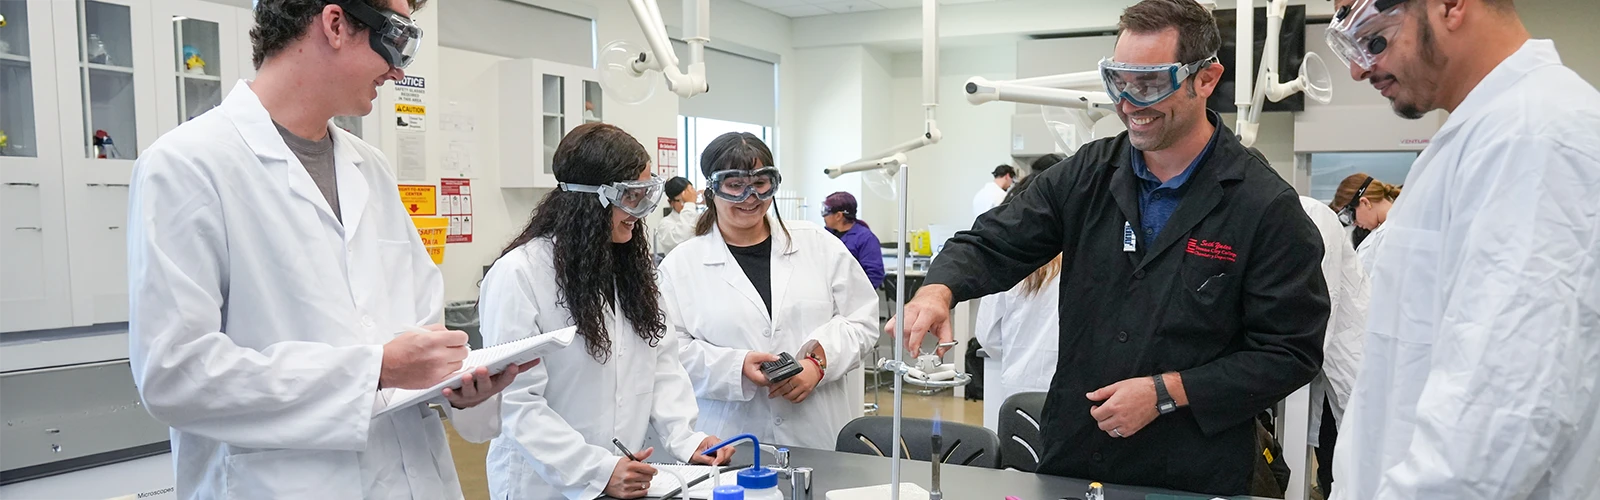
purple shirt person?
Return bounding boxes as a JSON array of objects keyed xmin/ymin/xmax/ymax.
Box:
[{"xmin": 822, "ymin": 192, "xmax": 885, "ymax": 289}]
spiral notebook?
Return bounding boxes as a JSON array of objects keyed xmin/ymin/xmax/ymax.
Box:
[{"xmin": 373, "ymin": 326, "xmax": 577, "ymax": 418}]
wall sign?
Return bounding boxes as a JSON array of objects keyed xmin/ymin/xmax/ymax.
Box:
[
  {"xmin": 440, "ymin": 178, "xmax": 473, "ymax": 243},
  {"xmin": 398, "ymin": 184, "xmax": 437, "ymax": 216},
  {"xmin": 657, "ymin": 137, "xmax": 679, "ymax": 177}
]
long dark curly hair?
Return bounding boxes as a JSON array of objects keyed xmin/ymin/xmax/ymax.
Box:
[{"xmin": 497, "ymin": 123, "xmax": 664, "ymax": 362}]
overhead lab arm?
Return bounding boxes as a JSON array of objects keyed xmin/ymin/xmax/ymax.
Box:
[
  {"xmin": 625, "ymin": 0, "xmax": 709, "ymax": 98},
  {"xmin": 1237, "ymin": 0, "xmax": 1333, "ymax": 146},
  {"xmin": 964, "ymin": 75, "xmax": 1115, "ymax": 120},
  {"xmin": 826, "ymin": 0, "xmax": 942, "ymax": 178}
]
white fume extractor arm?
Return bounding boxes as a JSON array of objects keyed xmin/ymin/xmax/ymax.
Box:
[
  {"xmin": 1237, "ymin": 0, "xmax": 1334, "ymax": 146},
  {"xmin": 623, "ymin": 0, "xmax": 710, "ymax": 98},
  {"xmin": 963, "ymin": 72, "xmax": 1116, "ymax": 122},
  {"xmin": 825, "ymin": 0, "xmax": 942, "ymax": 179}
]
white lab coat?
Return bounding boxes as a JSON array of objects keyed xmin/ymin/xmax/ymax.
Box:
[
  {"xmin": 1298, "ymin": 197, "xmax": 1368, "ymax": 445},
  {"xmin": 127, "ymin": 81, "xmax": 497, "ymax": 500},
  {"xmin": 659, "ymin": 218, "xmax": 880, "ymax": 449},
  {"xmin": 971, "ymin": 181, "xmax": 1007, "ymax": 220},
  {"xmin": 1331, "ymin": 40, "xmax": 1600, "ymax": 500},
  {"xmin": 481, "ymin": 238, "xmax": 709, "ymax": 500},
  {"xmin": 972, "ymin": 270, "xmax": 1061, "ymax": 431},
  {"xmin": 654, "ymin": 205, "xmax": 699, "ymax": 256},
  {"xmin": 1355, "ymin": 223, "xmax": 1388, "ymax": 274}
]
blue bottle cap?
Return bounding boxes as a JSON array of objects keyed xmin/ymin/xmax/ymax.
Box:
[
  {"xmin": 713, "ymin": 485, "xmax": 746, "ymax": 500},
  {"xmin": 736, "ymin": 466, "xmax": 779, "ymax": 490}
]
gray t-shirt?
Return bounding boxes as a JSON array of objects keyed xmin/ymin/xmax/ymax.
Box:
[{"xmin": 274, "ymin": 121, "xmax": 341, "ymax": 222}]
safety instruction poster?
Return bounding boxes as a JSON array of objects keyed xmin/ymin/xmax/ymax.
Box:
[
  {"xmin": 398, "ymin": 184, "xmax": 437, "ymax": 216},
  {"xmin": 657, "ymin": 137, "xmax": 678, "ymax": 177},
  {"xmin": 440, "ymin": 178, "xmax": 473, "ymax": 243},
  {"xmin": 396, "ymin": 75, "xmax": 426, "ymax": 131}
]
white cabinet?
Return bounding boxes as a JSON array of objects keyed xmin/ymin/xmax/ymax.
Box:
[
  {"xmin": 50, "ymin": 0, "xmax": 159, "ymax": 327},
  {"xmin": 498, "ymin": 58, "xmax": 600, "ymax": 188},
  {"xmin": 1, "ymin": 0, "xmax": 251, "ymax": 333},
  {"xmin": 0, "ymin": 0, "xmax": 74, "ymax": 332},
  {"xmin": 153, "ymin": 0, "xmax": 245, "ymax": 130}
]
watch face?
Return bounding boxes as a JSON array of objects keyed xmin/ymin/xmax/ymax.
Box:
[{"xmin": 1158, "ymin": 402, "xmax": 1177, "ymax": 414}]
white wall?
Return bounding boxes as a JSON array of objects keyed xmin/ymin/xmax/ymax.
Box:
[
  {"xmin": 790, "ymin": 45, "xmax": 867, "ymax": 228},
  {"xmin": 886, "ymin": 45, "xmax": 1017, "ymax": 233}
]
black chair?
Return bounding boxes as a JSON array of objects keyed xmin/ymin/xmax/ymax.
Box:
[
  {"xmin": 835, "ymin": 416, "xmax": 1002, "ymax": 469},
  {"xmin": 996, "ymin": 391, "xmax": 1049, "ymax": 472}
]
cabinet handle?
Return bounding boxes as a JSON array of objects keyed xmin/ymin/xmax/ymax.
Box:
[
  {"xmin": 108, "ymin": 226, "xmax": 121, "ymax": 230},
  {"xmin": 86, "ymin": 183, "xmax": 129, "ymax": 188},
  {"xmin": 106, "ymin": 183, "xmax": 130, "ymax": 188},
  {"xmin": 14, "ymin": 227, "xmax": 42, "ymax": 231},
  {"xmin": 4, "ymin": 182, "xmax": 40, "ymax": 187}
]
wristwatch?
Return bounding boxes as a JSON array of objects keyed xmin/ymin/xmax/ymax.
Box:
[{"xmin": 1152, "ymin": 374, "xmax": 1178, "ymax": 415}]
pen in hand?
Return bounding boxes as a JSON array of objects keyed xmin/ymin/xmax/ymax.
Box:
[{"xmin": 613, "ymin": 438, "xmax": 642, "ymax": 462}]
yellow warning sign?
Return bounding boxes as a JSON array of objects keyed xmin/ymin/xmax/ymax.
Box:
[
  {"xmin": 398, "ymin": 184, "xmax": 436, "ymax": 215},
  {"xmin": 396, "ymin": 103, "xmax": 426, "ymax": 115}
]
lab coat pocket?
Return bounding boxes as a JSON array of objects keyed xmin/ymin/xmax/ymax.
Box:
[
  {"xmin": 1181, "ymin": 266, "xmax": 1239, "ymax": 306},
  {"xmin": 1367, "ymin": 226, "xmax": 1442, "ymax": 344},
  {"xmin": 224, "ymin": 448, "xmax": 361, "ymax": 500}
]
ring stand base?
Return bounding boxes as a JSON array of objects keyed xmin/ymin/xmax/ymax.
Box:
[{"xmin": 825, "ymin": 483, "xmax": 931, "ymax": 500}]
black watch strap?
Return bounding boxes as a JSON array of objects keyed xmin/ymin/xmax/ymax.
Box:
[{"xmin": 1153, "ymin": 374, "xmax": 1177, "ymax": 415}]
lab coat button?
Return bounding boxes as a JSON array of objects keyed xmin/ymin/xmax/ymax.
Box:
[
  {"xmin": 1117, "ymin": 331, "xmax": 1129, "ymax": 343},
  {"xmin": 1133, "ymin": 270, "xmax": 1146, "ymax": 280},
  {"xmin": 362, "ymin": 316, "xmax": 375, "ymax": 328},
  {"xmin": 775, "ymin": 417, "xmax": 784, "ymax": 426},
  {"xmin": 1091, "ymin": 452, "xmax": 1103, "ymax": 462}
]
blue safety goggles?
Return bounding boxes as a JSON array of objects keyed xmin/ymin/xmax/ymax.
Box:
[{"xmin": 1099, "ymin": 55, "xmax": 1216, "ymax": 108}]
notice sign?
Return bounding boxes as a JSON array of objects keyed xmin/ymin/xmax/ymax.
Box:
[
  {"xmin": 395, "ymin": 75, "xmax": 426, "ymax": 130},
  {"xmin": 398, "ymin": 184, "xmax": 437, "ymax": 215},
  {"xmin": 656, "ymin": 137, "xmax": 678, "ymax": 177},
  {"xmin": 440, "ymin": 178, "xmax": 473, "ymax": 243}
]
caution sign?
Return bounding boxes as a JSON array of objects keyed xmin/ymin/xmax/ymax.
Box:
[
  {"xmin": 396, "ymin": 103, "xmax": 426, "ymax": 131},
  {"xmin": 398, "ymin": 184, "xmax": 437, "ymax": 215}
]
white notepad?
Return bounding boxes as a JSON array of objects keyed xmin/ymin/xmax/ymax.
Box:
[
  {"xmin": 646, "ymin": 464, "xmax": 741, "ymax": 498},
  {"xmin": 373, "ymin": 326, "xmax": 577, "ymax": 418}
]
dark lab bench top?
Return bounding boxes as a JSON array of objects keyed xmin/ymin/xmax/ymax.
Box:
[{"xmin": 607, "ymin": 445, "xmax": 1264, "ymax": 500}]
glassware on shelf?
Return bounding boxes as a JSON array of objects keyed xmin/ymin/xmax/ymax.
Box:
[
  {"xmin": 88, "ymin": 34, "xmax": 110, "ymax": 65},
  {"xmin": 182, "ymin": 45, "xmax": 206, "ymax": 75}
]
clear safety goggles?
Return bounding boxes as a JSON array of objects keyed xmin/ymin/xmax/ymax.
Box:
[
  {"xmin": 327, "ymin": 0, "xmax": 423, "ymax": 69},
  {"xmin": 709, "ymin": 167, "xmax": 783, "ymax": 203},
  {"xmin": 1099, "ymin": 55, "xmax": 1216, "ymax": 108},
  {"xmin": 1336, "ymin": 176, "xmax": 1373, "ymax": 227},
  {"xmin": 1326, "ymin": 0, "xmax": 1409, "ymax": 71},
  {"xmin": 560, "ymin": 175, "xmax": 666, "ymax": 219}
]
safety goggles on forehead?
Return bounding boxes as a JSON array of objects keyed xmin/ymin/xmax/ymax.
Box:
[
  {"xmin": 326, "ymin": 0, "xmax": 422, "ymax": 69},
  {"xmin": 709, "ymin": 167, "xmax": 783, "ymax": 203},
  {"xmin": 1099, "ymin": 55, "xmax": 1216, "ymax": 108},
  {"xmin": 1336, "ymin": 176, "xmax": 1374, "ymax": 227},
  {"xmin": 1327, "ymin": 0, "xmax": 1409, "ymax": 71},
  {"xmin": 560, "ymin": 175, "xmax": 666, "ymax": 219}
]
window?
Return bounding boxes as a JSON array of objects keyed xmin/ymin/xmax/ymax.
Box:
[
  {"xmin": 1308, "ymin": 152, "xmax": 1419, "ymax": 203},
  {"xmin": 677, "ymin": 115, "xmax": 770, "ymax": 190}
]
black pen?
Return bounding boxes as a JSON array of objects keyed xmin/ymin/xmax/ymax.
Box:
[{"xmin": 612, "ymin": 438, "xmax": 641, "ymax": 462}]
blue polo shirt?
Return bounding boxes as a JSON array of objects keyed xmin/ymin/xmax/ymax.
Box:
[{"xmin": 1130, "ymin": 111, "xmax": 1222, "ymax": 241}]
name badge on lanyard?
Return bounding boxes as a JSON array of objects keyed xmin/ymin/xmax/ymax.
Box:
[{"xmin": 1123, "ymin": 221, "xmax": 1137, "ymax": 252}]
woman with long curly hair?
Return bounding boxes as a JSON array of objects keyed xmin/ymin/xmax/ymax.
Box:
[
  {"xmin": 658, "ymin": 132, "xmax": 879, "ymax": 449},
  {"xmin": 480, "ymin": 123, "xmax": 731, "ymax": 500}
]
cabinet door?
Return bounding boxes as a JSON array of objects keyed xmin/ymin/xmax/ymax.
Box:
[
  {"xmin": 153, "ymin": 0, "xmax": 242, "ymax": 133},
  {"xmin": 50, "ymin": 0, "xmax": 158, "ymax": 326},
  {"xmin": 0, "ymin": 0, "xmax": 74, "ymax": 332}
]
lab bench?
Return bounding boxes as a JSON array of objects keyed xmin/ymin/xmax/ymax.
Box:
[{"xmin": 605, "ymin": 444, "xmax": 1265, "ymax": 500}]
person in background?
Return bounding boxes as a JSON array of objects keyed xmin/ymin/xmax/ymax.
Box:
[
  {"xmin": 654, "ymin": 176, "xmax": 700, "ymax": 256},
  {"xmin": 1297, "ymin": 196, "xmax": 1370, "ymax": 499},
  {"xmin": 126, "ymin": 1, "xmax": 528, "ymax": 498},
  {"xmin": 972, "ymin": 175, "xmax": 1062, "ymax": 429},
  {"xmin": 1030, "ymin": 153, "xmax": 1067, "ymax": 174},
  {"xmin": 1326, "ymin": 0, "xmax": 1600, "ymax": 498},
  {"xmin": 659, "ymin": 132, "xmax": 879, "ymax": 450},
  {"xmin": 481, "ymin": 123, "xmax": 731, "ymax": 500},
  {"xmin": 888, "ymin": 0, "xmax": 1330, "ymax": 494},
  {"xmin": 821, "ymin": 191, "xmax": 885, "ymax": 289},
  {"xmin": 971, "ymin": 164, "xmax": 1018, "ymax": 218},
  {"xmin": 1327, "ymin": 173, "xmax": 1400, "ymax": 263}
]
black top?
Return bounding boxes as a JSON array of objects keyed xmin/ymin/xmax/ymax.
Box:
[
  {"xmin": 727, "ymin": 237, "xmax": 773, "ymax": 314},
  {"xmin": 925, "ymin": 118, "xmax": 1329, "ymax": 496}
]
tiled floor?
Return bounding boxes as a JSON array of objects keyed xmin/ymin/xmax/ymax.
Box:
[{"xmin": 447, "ymin": 390, "xmax": 985, "ymax": 500}]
